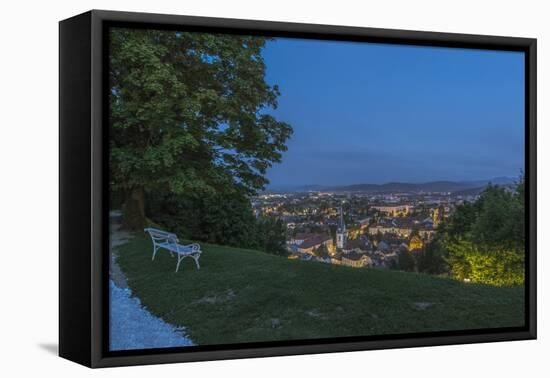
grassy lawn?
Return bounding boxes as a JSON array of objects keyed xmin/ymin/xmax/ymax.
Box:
[{"xmin": 116, "ymin": 235, "xmax": 525, "ymax": 346}]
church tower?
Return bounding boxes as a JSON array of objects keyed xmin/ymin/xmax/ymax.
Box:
[{"xmin": 336, "ymin": 205, "xmax": 346, "ymax": 249}]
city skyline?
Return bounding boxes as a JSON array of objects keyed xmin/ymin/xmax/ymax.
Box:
[{"xmin": 261, "ymin": 38, "xmax": 525, "ymax": 187}]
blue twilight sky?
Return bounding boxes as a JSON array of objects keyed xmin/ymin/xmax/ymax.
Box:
[{"xmin": 260, "ymin": 38, "xmax": 525, "ymax": 187}]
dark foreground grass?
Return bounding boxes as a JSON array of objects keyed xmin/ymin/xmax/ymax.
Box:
[{"xmin": 116, "ymin": 235, "xmax": 524, "ymax": 346}]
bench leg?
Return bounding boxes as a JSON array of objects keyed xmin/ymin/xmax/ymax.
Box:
[
  {"xmin": 174, "ymin": 254, "xmax": 200, "ymax": 272},
  {"xmin": 176, "ymin": 255, "xmax": 183, "ymax": 273},
  {"xmin": 152, "ymin": 245, "xmax": 160, "ymax": 261},
  {"xmin": 192, "ymin": 254, "xmax": 200, "ymax": 270}
]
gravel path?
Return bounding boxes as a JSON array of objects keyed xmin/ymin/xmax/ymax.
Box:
[
  {"xmin": 109, "ymin": 212, "xmax": 194, "ymax": 350},
  {"xmin": 109, "ymin": 280, "xmax": 194, "ymax": 350},
  {"xmin": 109, "ymin": 219, "xmax": 131, "ymax": 288}
]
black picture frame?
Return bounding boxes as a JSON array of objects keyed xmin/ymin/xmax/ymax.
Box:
[{"xmin": 59, "ymin": 9, "xmax": 537, "ymax": 368}]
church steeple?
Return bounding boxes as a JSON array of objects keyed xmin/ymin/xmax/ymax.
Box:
[{"xmin": 336, "ymin": 205, "xmax": 346, "ymax": 249}]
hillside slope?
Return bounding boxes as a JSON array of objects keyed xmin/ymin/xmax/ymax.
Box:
[{"xmin": 117, "ymin": 236, "xmax": 524, "ymax": 346}]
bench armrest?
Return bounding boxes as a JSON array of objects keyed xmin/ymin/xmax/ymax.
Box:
[{"xmin": 172, "ymin": 242, "xmax": 201, "ymax": 255}]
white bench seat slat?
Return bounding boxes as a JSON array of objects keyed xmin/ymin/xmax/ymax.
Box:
[
  {"xmin": 158, "ymin": 242, "xmax": 200, "ymax": 254},
  {"xmin": 144, "ymin": 228, "xmax": 202, "ymax": 272}
]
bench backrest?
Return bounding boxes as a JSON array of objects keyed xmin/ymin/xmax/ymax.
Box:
[{"xmin": 144, "ymin": 227, "xmax": 178, "ymax": 244}]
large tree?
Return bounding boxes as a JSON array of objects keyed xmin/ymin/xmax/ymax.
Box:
[{"xmin": 109, "ymin": 28, "xmax": 292, "ymax": 228}]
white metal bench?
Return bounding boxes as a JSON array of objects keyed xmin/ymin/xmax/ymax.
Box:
[{"xmin": 144, "ymin": 228, "xmax": 202, "ymax": 272}]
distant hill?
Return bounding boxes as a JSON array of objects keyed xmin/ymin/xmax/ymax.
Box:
[
  {"xmin": 268, "ymin": 177, "xmax": 517, "ymax": 194},
  {"xmin": 331, "ymin": 181, "xmax": 473, "ymax": 193}
]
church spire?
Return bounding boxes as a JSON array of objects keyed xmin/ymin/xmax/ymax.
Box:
[
  {"xmin": 336, "ymin": 205, "xmax": 346, "ymax": 249},
  {"xmin": 338, "ymin": 206, "xmax": 346, "ymax": 232}
]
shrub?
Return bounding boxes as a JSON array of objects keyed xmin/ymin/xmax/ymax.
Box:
[{"xmin": 446, "ymin": 240, "xmax": 524, "ymax": 286}]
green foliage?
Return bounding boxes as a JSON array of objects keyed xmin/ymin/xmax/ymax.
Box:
[
  {"xmin": 440, "ymin": 201, "xmax": 478, "ymax": 241},
  {"xmin": 446, "ymin": 240, "xmax": 524, "ymax": 286},
  {"xmin": 397, "ymin": 249, "xmax": 415, "ymax": 272},
  {"xmin": 471, "ymin": 185, "xmax": 524, "ymax": 249},
  {"xmin": 147, "ymin": 191, "xmax": 287, "ymax": 256},
  {"xmin": 148, "ymin": 191, "xmax": 256, "ymax": 248},
  {"xmin": 255, "ymin": 216, "xmax": 288, "ymax": 256},
  {"xmin": 434, "ymin": 180, "xmax": 525, "ymax": 286},
  {"xmin": 416, "ymin": 239, "xmax": 448, "ymax": 275},
  {"xmin": 109, "ymin": 28, "xmax": 293, "ymax": 227}
]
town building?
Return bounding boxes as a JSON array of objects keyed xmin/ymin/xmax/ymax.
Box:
[
  {"xmin": 340, "ymin": 252, "xmax": 372, "ymax": 268},
  {"xmin": 371, "ymin": 204, "xmax": 413, "ymax": 217},
  {"xmin": 297, "ymin": 234, "xmax": 335, "ymax": 254},
  {"xmin": 289, "ymin": 233, "xmax": 316, "ymax": 246},
  {"xmin": 342, "ymin": 237, "xmax": 372, "ymax": 254},
  {"xmin": 409, "ymin": 235, "xmax": 424, "ymax": 251}
]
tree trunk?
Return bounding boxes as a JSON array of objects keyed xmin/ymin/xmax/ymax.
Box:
[{"xmin": 122, "ymin": 186, "xmax": 146, "ymax": 230}]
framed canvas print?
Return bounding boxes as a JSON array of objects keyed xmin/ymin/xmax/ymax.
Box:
[{"xmin": 59, "ymin": 10, "xmax": 537, "ymax": 368}]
